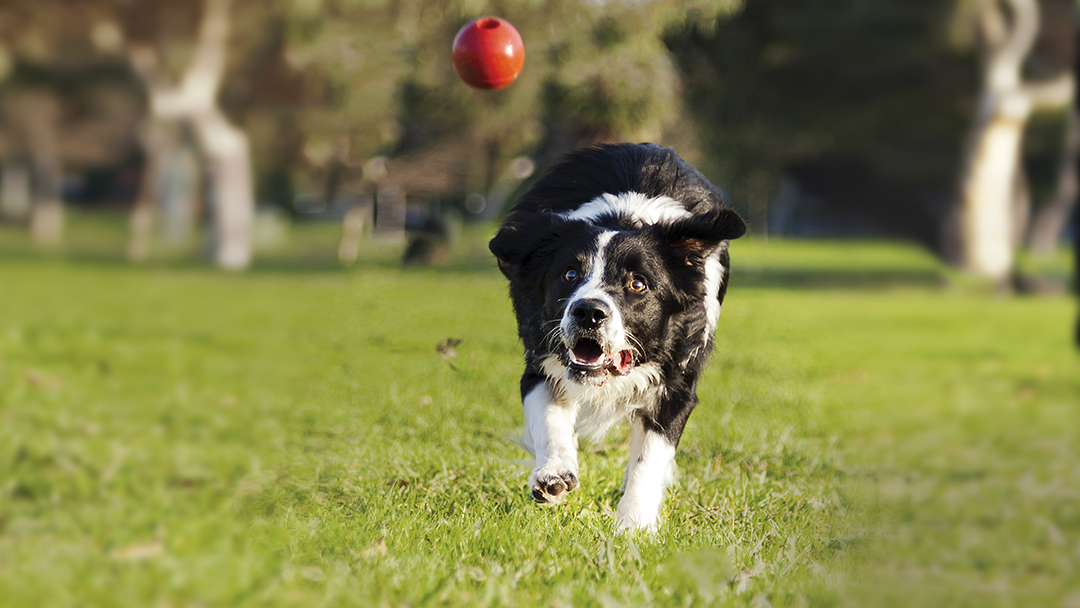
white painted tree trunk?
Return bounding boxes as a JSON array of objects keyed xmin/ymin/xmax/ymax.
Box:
[
  {"xmin": 960, "ymin": 92, "xmax": 1030, "ymax": 279},
  {"xmin": 128, "ymin": 0, "xmax": 253, "ymax": 269},
  {"xmin": 195, "ymin": 109, "xmax": 254, "ymax": 268},
  {"xmin": 956, "ymin": 0, "xmax": 1074, "ymax": 282}
]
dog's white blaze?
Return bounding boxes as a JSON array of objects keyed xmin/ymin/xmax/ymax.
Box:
[
  {"xmin": 559, "ymin": 192, "xmax": 691, "ymax": 226},
  {"xmin": 617, "ymin": 420, "xmax": 677, "ymax": 531},
  {"xmin": 561, "ymin": 230, "xmax": 627, "ymax": 352},
  {"xmin": 522, "ymin": 382, "xmax": 579, "ymax": 501}
]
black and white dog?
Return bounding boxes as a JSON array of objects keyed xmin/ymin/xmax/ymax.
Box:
[{"xmin": 490, "ymin": 143, "xmax": 746, "ymax": 531}]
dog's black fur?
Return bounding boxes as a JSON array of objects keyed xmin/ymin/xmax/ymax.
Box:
[{"xmin": 490, "ymin": 143, "xmax": 745, "ymax": 529}]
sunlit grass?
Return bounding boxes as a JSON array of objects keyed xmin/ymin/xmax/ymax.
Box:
[{"xmin": 0, "ymin": 220, "xmax": 1076, "ymax": 606}]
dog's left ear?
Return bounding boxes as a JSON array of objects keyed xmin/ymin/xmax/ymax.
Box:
[{"xmin": 659, "ymin": 208, "xmax": 746, "ymax": 267}]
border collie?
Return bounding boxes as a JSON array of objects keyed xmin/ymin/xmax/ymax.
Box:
[{"xmin": 489, "ymin": 143, "xmax": 746, "ymax": 531}]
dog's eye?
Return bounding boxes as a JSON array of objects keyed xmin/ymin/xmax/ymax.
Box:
[
  {"xmin": 563, "ymin": 269, "xmax": 578, "ymax": 282},
  {"xmin": 629, "ymin": 277, "xmax": 647, "ymax": 292}
]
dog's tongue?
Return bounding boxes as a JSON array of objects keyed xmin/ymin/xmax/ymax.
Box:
[
  {"xmin": 571, "ymin": 340, "xmax": 604, "ymax": 366},
  {"xmin": 610, "ymin": 350, "xmax": 634, "ymax": 376},
  {"xmin": 569, "ymin": 341, "xmax": 634, "ymax": 375}
]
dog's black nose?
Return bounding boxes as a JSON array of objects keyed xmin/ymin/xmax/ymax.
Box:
[{"xmin": 570, "ymin": 299, "xmax": 610, "ymax": 329}]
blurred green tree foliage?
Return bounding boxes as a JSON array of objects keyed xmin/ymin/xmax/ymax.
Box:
[
  {"xmin": 665, "ymin": 0, "xmax": 1072, "ymax": 249},
  {"xmin": 0, "ymin": 0, "xmax": 1072, "ymax": 263},
  {"xmin": 282, "ymin": 0, "xmax": 740, "ymax": 200},
  {"xmin": 665, "ymin": 1, "xmax": 981, "ymax": 239}
]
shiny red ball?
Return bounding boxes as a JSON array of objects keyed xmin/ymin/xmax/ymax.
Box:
[{"xmin": 452, "ymin": 17, "xmax": 525, "ymax": 90}]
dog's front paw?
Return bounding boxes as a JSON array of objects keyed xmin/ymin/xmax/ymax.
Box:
[
  {"xmin": 616, "ymin": 496, "xmax": 661, "ymax": 532},
  {"xmin": 529, "ymin": 468, "xmax": 579, "ymax": 504}
]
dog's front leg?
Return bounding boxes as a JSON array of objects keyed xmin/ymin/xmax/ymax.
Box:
[
  {"xmin": 521, "ymin": 379, "xmax": 579, "ymax": 504},
  {"xmin": 617, "ymin": 416, "xmax": 678, "ymax": 531}
]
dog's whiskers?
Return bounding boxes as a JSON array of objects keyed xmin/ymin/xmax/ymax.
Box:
[
  {"xmin": 541, "ymin": 324, "xmax": 565, "ymax": 351},
  {"xmin": 625, "ymin": 331, "xmax": 646, "ymax": 359}
]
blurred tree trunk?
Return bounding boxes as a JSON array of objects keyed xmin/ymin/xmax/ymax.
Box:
[
  {"xmin": 1075, "ymin": 158, "xmax": 1080, "ymax": 344},
  {"xmin": 128, "ymin": 0, "xmax": 253, "ymax": 269},
  {"xmin": 956, "ymin": 0, "xmax": 1072, "ymax": 282},
  {"xmin": 158, "ymin": 135, "xmax": 200, "ymax": 244},
  {"xmin": 126, "ymin": 118, "xmax": 202, "ymax": 260},
  {"xmin": 1073, "ymin": 11, "xmax": 1080, "ymax": 348},
  {"xmin": 127, "ymin": 123, "xmax": 163, "ymax": 261},
  {"xmin": 1027, "ymin": 106, "xmax": 1079, "ymax": 255},
  {"xmin": 7, "ymin": 91, "xmax": 66, "ymax": 246},
  {"xmin": 1074, "ymin": 152, "xmax": 1080, "ymax": 344},
  {"xmin": 0, "ymin": 162, "xmax": 32, "ymax": 221}
]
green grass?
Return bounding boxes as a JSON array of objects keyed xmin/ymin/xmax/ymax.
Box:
[{"xmin": 0, "ymin": 221, "xmax": 1077, "ymax": 606}]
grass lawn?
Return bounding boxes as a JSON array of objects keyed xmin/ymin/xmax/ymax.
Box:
[{"xmin": 0, "ymin": 219, "xmax": 1077, "ymax": 607}]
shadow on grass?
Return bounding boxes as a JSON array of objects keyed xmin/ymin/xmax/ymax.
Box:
[
  {"xmin": 733, "ymin": 266, "xmax": 947, "ymax": 290},
  {"xmin": 0, "ymin": 247, "xmax": 953, "ymax": 291},
  {"xmin": 0, "ymin": 217, "xmax": 953, "ymax": 288},
  {"xmin": 0, "ymin": 243, "xmax": 501, "ymax": 276}
]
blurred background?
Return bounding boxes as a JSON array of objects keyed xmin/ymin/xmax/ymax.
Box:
[
  {"xmin": 2, "ymin": 2, "xmax": 1079, "ymax": 605},
  {"xmin": 0, "ymin": 0, "xmax": 1075, "ymax": 289}
]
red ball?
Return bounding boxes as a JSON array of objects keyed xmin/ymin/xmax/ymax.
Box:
[{"xmin": 452, "ymin": 17, "xmax": 525, "ymax": 90}]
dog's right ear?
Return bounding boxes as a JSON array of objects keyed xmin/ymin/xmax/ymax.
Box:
[
  {"xmin": 489, "ymin": 212, "xmax": 565, "ymax": 280},
  {"xmin": 653, "ymin": 208, "xmax": 746, "ymax": 268}
]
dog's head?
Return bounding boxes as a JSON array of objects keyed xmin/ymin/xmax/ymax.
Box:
[{"xmin": 491, "ymin": 204, "xmax": 745, "ymax": 386}]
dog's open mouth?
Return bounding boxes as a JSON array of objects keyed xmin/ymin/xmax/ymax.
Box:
[{"xmin": 564, "ymin": 338, "xmax": 634, "ymax": 383}]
